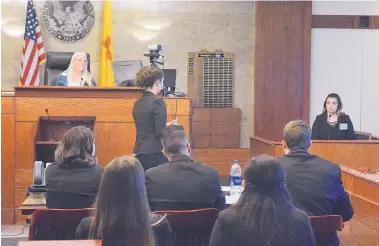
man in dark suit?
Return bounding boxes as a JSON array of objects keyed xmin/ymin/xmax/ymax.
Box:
[
  {"xmin": 145, "ymin": 125, "xmax": 225, "ymax": 211},
  {"xmin": 276, "ymin": 120, "xmax": 354, "ymax": 246}
]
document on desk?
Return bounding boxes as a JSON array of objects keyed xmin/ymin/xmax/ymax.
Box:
[{"xmin": 22, "ymin": 192, "xmax": 46, "ymax": 206}]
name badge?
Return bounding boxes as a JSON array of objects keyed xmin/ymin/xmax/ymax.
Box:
[{"xmin": 339, "ymin": 123, "xmax": 348, "ymax": 131}]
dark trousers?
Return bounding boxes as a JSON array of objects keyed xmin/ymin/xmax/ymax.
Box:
[{"xmin": 136, "ymin": 153, "xmax": 168, "ymax": 171}]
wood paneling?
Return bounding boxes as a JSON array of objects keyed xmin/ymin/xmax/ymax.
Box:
[
  {"xmin": 309, "ymin": 141, "xmax": 379, "ymax": 171},
  {"xmin": 371, "ymin": 16, "xmax": 379, "ymax": 29},
  {"xmin": 250, "ymin": 137, "xmax": 379, "ymax": 170},
  {"xmin": 312, "ymin": 15, "xmax": 359, "ymax": 29},
  {"xmin": 210, "ymin": 135, "xmax": 240, "ymax": 148},
  {"xmin": 254, "ymin": 1, "xmax": 312, "ymax": 141},
  {"xmin": 14, "ymin": 169, "xmax": 33, "ymax": 207},
  {"xmin": 193, "ymin": 148, "xmax": 250, "ymax": 178},
  {"xmin": 1, "ymin": 114, "xmax": 15, "ymax": 208},
  {"xmin": 350, "ymin": 219, "xmax": 379, "ymax": 245},
  {"xmin": 192, "ymin": 108, "xmax": 211, "ymax": 122},
  {"xmin": 192, "ymin": 122, "xmax": 211, "ymax": 135},
  {"xmin": 1, "ymin": 96, "xmax": 15, "ymax": 113},
  {"xmin": 192, "ymin": 108, "xmax": 241, "ymax": 148},
  {"xmin": 1, "ymin": 96, "xmax": 15, "ymax": 225},
  {"xmin": 94, "ymin": 123, "xmax": 136, "ymax": 166},
  {"xmin": 14, "ymin": 86, "xmax": 144, "ymax": 98},
  {"xmin": 191, "ymin": 135, "xmax": 211, "ymax": 148},
  {"xmin": 2, "ymin": 208, "xmax": 15, "ymax": 225},
  {"xmin": 312, "ymin": 15, "xmax": 379, "ymax": 29},
  {"xmin": 15, "ymin": 122, "xmax": 37, "ymax": 169}
]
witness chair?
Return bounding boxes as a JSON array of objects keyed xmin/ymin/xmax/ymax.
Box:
[
  {"xmin": 44, "ymin": 52, "xmax": 91, "ymax": 86},
  {"xmin": 28, "ymin": 208, "xmax": 93, "ymax": 240},
  {"xmin": 309, "ymin": 215, "xmax": 343, "ymax": 246},
  {"xmin": 355, "ymin": 131, "xmax": 372, "ymax": 140},
  {"xmin": 153, "ymin": 208, "xmax": 219, "ymax": 246}
]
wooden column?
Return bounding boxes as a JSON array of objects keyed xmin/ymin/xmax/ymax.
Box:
[{"xmin": 254, "ymin": 1, "xmax": 312, "ymax": 141}]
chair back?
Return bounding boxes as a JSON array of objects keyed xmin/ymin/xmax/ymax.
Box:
[
  {"xmin": 28, "ymin": 208, "xmax": 93, "ymax": 240},
  {"xmin": 44, "ymin": 52, "xmax": 90, "ymax": 86},
  {"xmin": 153, "ymin": 208, "xmax": 219, "ymax": 246},
  {"xmin": 355, "ymin": 131, "xmax": 372, "ymax": 140},
  {"xmin": 309, "ymin": 215, "xmax": 343, "ymax": 246}
]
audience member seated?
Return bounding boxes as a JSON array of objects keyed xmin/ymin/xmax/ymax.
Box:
[
  {"xmin": 45, "ymin": 126, "xmax": 103, "ymax": 209},
  {"xmin": 75, "ymin": 156, "xmax": 171, "ymax": 246},
  {"xmin": 209, "ymin": 155, "xmax": 316, "ymax": 246},
  {"xmin": 56, "ymin": 52, "xmax": 96, "ymax": 86},
  {"xmin": 145, "ymin": 125, "xmax": 225, "ymax": 211},
  {"xmin": 277, "ymin": 120, "xmax": 354, "ymax": 245}
]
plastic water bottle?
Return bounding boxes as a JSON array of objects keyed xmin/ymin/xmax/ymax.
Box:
[{"xmin": 230, "ymin": 160, "xmax": 242, "ymax": 195}]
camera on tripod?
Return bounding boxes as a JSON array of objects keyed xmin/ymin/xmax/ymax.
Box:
[{"xmin": 144, "ymin": 44, "xmax": 164, "ymax": 67}]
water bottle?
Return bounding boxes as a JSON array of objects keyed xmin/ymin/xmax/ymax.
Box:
[{"xmin": 230, "ymin": 160, "xmax": 242, "ymax": 195}]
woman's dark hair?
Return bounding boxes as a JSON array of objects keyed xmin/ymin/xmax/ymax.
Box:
[
  {"xmin": 54, "ymin": 126, "xmax": 96, "ymax": 168},
  {"xmin": 89, "ymin": 156, "xmax": 155, "ymax": 246},
  {"xmin": 233, "ymin": 154, "xmax": 298, "ymax": 245},
  {"xmin": 136, "ymin": 66, "xmax": 164, "ymax": 89},
  {"xmin": 322, "ymin": 93, "xmax": 343, "ymax": 113}
]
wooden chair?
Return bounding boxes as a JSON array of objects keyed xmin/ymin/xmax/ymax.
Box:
[
  {"xmin": 153, "ymin": 208, "xmax": 219, "ymax": 246},
  {"xmin": 309, "ymin": 215, "xmax": 343, "ymax": 246},
  {"xmin": 28, "ymin": 208, "xmax": 93, "ymax": 240}
]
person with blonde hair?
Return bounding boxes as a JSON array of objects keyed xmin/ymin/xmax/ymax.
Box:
[
  {"xmin": 45, "ymin": 126, "xmax": 103, "ymax": 208},
  {"xmin": 75, "ymin": 156, "xmax": 172, "ymax": 246},
  {"xmin": 56, "ymin": 52, "xmax": 96, "ymax": 86}
]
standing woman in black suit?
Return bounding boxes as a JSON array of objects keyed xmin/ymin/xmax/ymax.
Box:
[
  {"xmin": 312, "ymin": 93, "xmax": 355, "ymax": 140},
  {"xmin": 133, "ymin": 66, "xmax": 177, "ymax": 171}
]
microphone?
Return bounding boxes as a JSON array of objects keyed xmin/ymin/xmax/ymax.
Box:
[
  {"xmin": 45, "ymin": 108, "xmax": 56, "ymax": 141},
  {"xmin": 327, "ymin": 113, "xmax": 331, "ymax": 140}
]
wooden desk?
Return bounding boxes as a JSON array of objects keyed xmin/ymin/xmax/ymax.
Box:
[
  {"xmin": 1, "ymin": 87, "xmax": 191, "ymax": 224},
  {"xmin": 19, "ymin": 240, "xmax": 101, "ymax": 246},
  {"xmin": 250, "ymin": 137, "xmax": 379, "ymax": 170}
]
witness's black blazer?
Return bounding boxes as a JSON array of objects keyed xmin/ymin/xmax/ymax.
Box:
[
  {"xmin": 145, "ymin": 154, "xmax": 225, "ymax": 211},
  {"xmin": 133, "ymin": 91, "xmax": 167, "ymax": 155},
  {"xmin": 277, "ymin": 149, "xmax": 354, "ymax": 245},
  {"xmin": 311, "ymin": 112, "xmax": 355, "ymax": 140},
  {"xmin": 45, "ymin": 163, "xmax": 103, "ymax": 209}
]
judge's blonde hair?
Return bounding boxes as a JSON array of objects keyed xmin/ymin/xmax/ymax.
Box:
[{"xmin": 66, "ymin": 52, "xmax": 94, "ymax": 86}]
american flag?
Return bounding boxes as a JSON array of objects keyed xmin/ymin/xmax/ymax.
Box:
[{"xmin": 19, "ymin": 0, "xmax": 46, "ymax": 86}]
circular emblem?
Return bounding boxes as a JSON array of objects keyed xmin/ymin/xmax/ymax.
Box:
[{"xmin": 42, "ymin": 0, "xmax": 95, "ymax": 43}]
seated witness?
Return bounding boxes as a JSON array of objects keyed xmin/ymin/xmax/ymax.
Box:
[
  {"xmin": 145, "ymin": 125, "xmax": 225, "ymax": 211},
  {"xmin": 56, "ymin": 52, "xmax": 96, "ymax": 86},
  {"xmin": 45, "ymin": 126, "xmax": 103, "ymax": 208},
  {"xmin": 75, "ymin": 156, "xmax": 171, "ymax": 246},
  {"xmin": 277, "ymin": 120, "xmax": 354, "ymax": 245},
  {"xmin": 209, "ymin": 155, "xmax": 315, "ymax": 246},
  {"xmin": 312, "ymin": 93, "xmax": 355, "ymax": 140}
]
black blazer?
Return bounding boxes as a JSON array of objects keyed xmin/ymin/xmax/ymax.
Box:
[
  {"xmin": 276, "ymin": 149, "xmax": 354, "ymax": 245},
  {"xmin": 75, "ymin": 214, "xmax": 172, "ymax": 246},
  {"xmin": 312, "ymin": 112, "xmax": 355, "ymax": 140},
  {"xmin": 145, "ymin": 154, "xmax": 225, "ymax": 211},
  {"xmin": 45, "ymin": 163, "xmax": 103, "ymax": 209},
  {"xmin": 133, "ymin": 91, "xmax": 167, "ymax": 155},
  {"xmin": 209, "ymin": 207, "xmax": 316, "ymax": 246}
]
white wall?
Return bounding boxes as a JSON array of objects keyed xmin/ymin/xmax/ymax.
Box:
[
  {"xmin": 310, "ymin": 29, "xmax": 379, "ymax": 136},
  {"xmin": 312, "ymin": 1, "xmax": 379, "ymax": 15}
]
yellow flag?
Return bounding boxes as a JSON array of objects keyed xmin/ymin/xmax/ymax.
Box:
[{"xmin": 99, "ymin": 0, "xmax": 114, "ymax": 87}]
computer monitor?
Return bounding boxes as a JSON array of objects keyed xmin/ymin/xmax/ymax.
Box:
[{"xmin": 163, "ymin": 69, "xmax": 176, "ymax": 94}]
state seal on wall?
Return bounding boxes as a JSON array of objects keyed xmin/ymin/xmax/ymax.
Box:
[{"xmin": 42, "ymin": 0, "xmax": 95, "ymax": 43}]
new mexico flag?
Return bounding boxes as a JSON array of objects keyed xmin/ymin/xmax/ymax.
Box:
[{"xmin": 99, "ymin": 0, "xmax": 114, "ymax": 87}]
